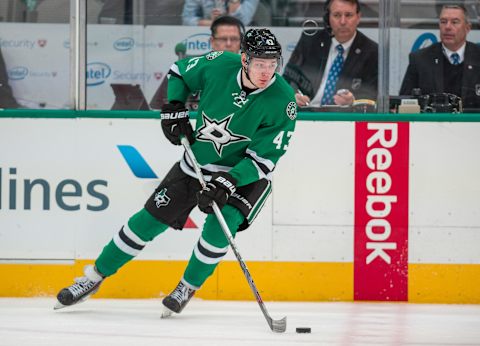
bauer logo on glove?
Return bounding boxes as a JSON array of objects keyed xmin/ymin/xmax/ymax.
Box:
[
  {"xmin": 197, "ymin": 172, "xmax": 238, "ymax": 214},
  {"xmin": 160, "ymin": 110, "xmax": 189, "ymax": 120},
  {"xmin": 214, "ymin": 175, "xmax": 236, "ymax": 195},
  {"xmin": 160, "ymin": 101, "xmax": 195, "ymax": 145}
]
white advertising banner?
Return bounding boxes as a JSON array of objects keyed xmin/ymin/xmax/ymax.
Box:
[
  {"xmin": 1, "ymin": 119, "xmax": 479, "ymax": 265},
  {"xmin": 1, "ymin": 23, "xmax": 479, "ymax": 109}
]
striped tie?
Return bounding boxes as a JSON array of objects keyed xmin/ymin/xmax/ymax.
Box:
[
  {"xmin": 321, "ymin": 44, "xmax": 345, "ymax": 105},
  {"xmin": 451, "ymin": 53, "xmax": 460, "ymax": 65}
]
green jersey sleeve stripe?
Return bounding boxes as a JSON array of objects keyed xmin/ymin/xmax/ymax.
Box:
[
  {"xmin": 246, "ymin": 181, "xmax": 272, "ymax": 223},
  {"xmin": 170, "ymin": 63, "xmax": 181, "ymax": 75},
  {"xmin": 246, "ymin": 153, "xmax": 272, "ymax": 177},
  {"xmin": 168, "ymin": 69, "xmax": 182, "ymax": 80},
  {"xmin": 251, "ymin": 160, "xmax": 273, "ymax": 181},
  {"xmin": 246, "ymin": 148, "xmax": 275, "ymax": 173}
]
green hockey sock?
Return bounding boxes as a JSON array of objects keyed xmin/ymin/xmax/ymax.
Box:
[
  {"xmin": 95, "ymin": 208, "xmax": 168, "ymax": 277},
  {"xmin": 183, "ymin": 205, "xmax": 244, "ymax": 288}
]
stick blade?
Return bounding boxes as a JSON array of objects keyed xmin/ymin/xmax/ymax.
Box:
[{"xmin": 270, "ymin": 316, "xmax": 287, "ymax": 333}]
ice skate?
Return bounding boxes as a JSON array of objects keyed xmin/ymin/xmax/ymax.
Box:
[
  {"xmin": 161, "ymin": 280, "xmax": 196, "ymax": 318},
  {"xmin": 54, "ymin": 265, "xmax": 104, "ymax": 310}
]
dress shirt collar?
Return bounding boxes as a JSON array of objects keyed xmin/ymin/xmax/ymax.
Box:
[
  {"xmin": 442, "ymin": 42, "xmax": 466, "ymax": 64},
  {"xmin": 331, "ymin": 32, "xmax": 357, "ymax": 57}
]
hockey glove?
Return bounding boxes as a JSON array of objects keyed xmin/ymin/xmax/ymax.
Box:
[
  {"xmin": 161, "ymin": 102, "xmax": 195, "ymax": 145},
  {"xmin": 197, "ymin": 172, "xmax": 237, "ymax": 214}
]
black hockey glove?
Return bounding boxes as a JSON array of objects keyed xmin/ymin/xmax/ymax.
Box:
[
  {"xmin": 197, "ymin": 172, "xmax": 238, "ymax": 214},
  {"xmin": 161, "ymin": 102, "xmax": 195, "ymax": 145}
]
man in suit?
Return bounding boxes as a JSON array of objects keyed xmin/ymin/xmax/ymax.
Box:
[
  {"xmin": 400, "ymin": 4, "xmax": 480, "ymax": 110},
  {"xmin": 283, "ymin": 0, "xmax": 378, "ymax": 107}
]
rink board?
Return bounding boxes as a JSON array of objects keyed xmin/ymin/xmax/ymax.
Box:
[
  {"xmin": 1, "ymin": 261, "xmax": 479, "ymax": 303},
  {"xmin": 0, "ymin": 117, "xmax": 479, "ymax": 303}
]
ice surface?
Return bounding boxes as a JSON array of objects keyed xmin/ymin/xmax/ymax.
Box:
[{"xmin": 1, "ymin": 298, "xmax": 479, "ymax": 346}]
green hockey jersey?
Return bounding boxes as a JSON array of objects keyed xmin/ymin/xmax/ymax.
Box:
[{"xmin": 167, "ymin": 51, "xmax": 297, "ymax": 187}]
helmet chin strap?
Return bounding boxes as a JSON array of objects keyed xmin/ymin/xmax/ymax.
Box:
[
  {"xmin": 242, "ymin": 64, "xmax": 260, "ymax": 89},
  {"xmin": 242, "ymin": 55, "xmax": 260, "ymax": 89}
]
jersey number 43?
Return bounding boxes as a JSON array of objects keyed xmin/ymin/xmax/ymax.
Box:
[{"xmin": 273, "ymin": 131, "xmax": 293, "ymax": 150}]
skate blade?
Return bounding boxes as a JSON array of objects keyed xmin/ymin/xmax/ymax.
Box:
[
  {"xmin": 53, "ymin": 294, "xmax": 90, "ymax": 311},
  {"xmin": 160, "ymin": 306, "xmax": 174, "ymax": 319},
  {"xmin": 54, "ymin": 301, "xmax": 67, "ymax": 310}
]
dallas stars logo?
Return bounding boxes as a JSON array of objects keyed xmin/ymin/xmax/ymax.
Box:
[
  {"xmin": 196, "ymin": 112, "xmax": 249, "ymax": 156},
  {"xmin": 154, "ymin": 188, "xmax": 170, "ymax": 208}
]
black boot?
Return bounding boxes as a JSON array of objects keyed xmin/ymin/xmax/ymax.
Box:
[
  {"xmin": 162, "ymin": 280, "xmax": 196, "ymax": 314},
  {"xmin": 55, "ymin": 265, "xmax": 104, "ymax": 309}
]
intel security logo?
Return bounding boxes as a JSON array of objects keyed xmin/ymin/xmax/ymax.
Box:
[
  {"xmin": 86, "ymin": 62, "xmax": 111, "ymax": 86},
  {"xmin": 182, "ymin": 33, "xmax": 211, "ymax": 55},
  {"xmin": 8, "ymin": 66, "xmax": 29, "ymax": 80},
  {"xmin": 114, "ymin": 37, "xmax": 135, "ymax": 51}
]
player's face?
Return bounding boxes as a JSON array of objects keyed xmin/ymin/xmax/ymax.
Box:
[
  {"xmin": 329, "ymin": 0, "xmax": 361, "ymax": 43},
  {"xmin": 211, "ymin": 25, "xmax": 242, "ymax": 53},
  {"xmin": 242, "ymin": 56, "xmax": 277, "ymax": 89},
  {"xmin": 439, "ymin": 8, "xmax": 471, "ymax": 51}
]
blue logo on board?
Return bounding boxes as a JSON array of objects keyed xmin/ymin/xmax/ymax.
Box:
[
  {"xmin": 117, "ymin": 145, "xmax": 158, "ymax": 179},
  {"xmin": 182, "ymin": 33, "xmax": 211, "ymax": 55},
  {"xmin": 86, "ymin": 62, "xmax": 111, "ymax": 86},
  {"xmin": 114, "ymin": 37, "xmax": 135, "ymax": 51},
  {"xmin": 8, "ymin": 66, "xmax": 29, "ymax": 80}
]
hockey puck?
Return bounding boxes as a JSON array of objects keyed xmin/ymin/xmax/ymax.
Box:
[{"xmin": 296, "ymin": 327, "xmax": 311, "ymax": 333}]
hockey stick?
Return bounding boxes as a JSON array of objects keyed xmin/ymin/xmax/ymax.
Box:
[{"xmin": 181, "ymin": 136, "xmax": 287, "ymax": 333}]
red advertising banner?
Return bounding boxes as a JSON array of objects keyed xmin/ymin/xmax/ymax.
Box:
[{"xmin": 354, "ymin": 122, "xmax": 409, "ymax": 301}]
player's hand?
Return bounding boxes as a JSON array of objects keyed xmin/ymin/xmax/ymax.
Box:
[
  {"xmin": 161, "ymin": 102, "xmax": 195, "ymax": 145},
  {"xmin": 333, "ymin": 89, "xmax": 355, "ymax": 106},
  {"xmin": 197, "ymin": 172, "xmax": 237, "ymax": 214}
]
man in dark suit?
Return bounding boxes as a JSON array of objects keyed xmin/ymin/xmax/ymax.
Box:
[
  {"xmin": 283, "ymin": 0, "xmax": 378, "ymax": 107},
  {"xmin": 400, "ymin": 4, "xmax": 480, "ymax": 110}
]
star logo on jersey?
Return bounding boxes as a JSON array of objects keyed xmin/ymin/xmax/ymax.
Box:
[
  {"xmin": 196, "ymin": 112, "xmax": 250, "ymax": 156},
  {"xmin": 154, "ymin": 188, "xmax": 170, "ymax": 208}
]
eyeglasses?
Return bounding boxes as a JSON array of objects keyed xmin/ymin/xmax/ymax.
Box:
[{"xmin": 213, "ymin": 36, "xmax": 241, "ymax": 44}]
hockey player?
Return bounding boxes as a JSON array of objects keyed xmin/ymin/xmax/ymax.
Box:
[{"xmin": 55, "ymin": 28, "xmax": 297, "ymax": 315}]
